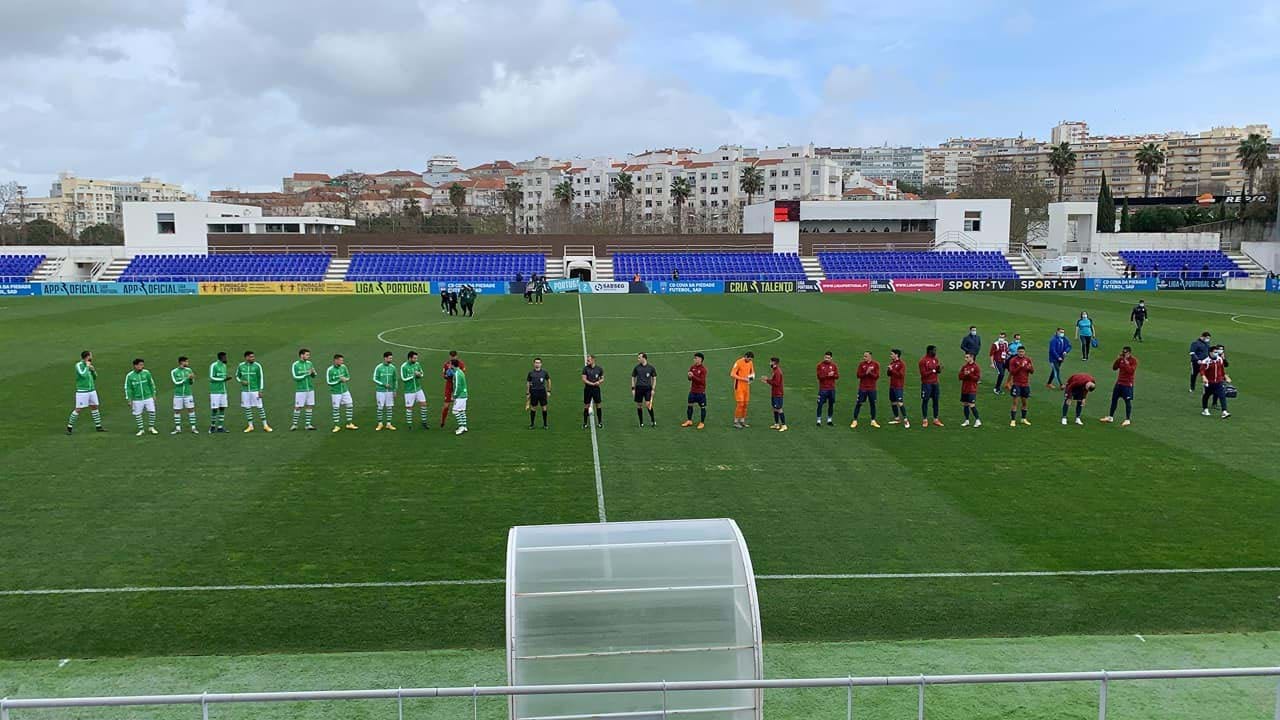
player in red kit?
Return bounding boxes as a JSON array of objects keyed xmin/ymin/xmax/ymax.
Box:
[
  {"xmin": 1100, "ymin": 347, "xmax": 1137, "ymax": 426},
  {"xmin": 1061, "ymin": 372, "xmax": 1097, "ymax": 425},
  {"xmin": 1007, "ymin": 345, "xmax": 1034, "ymax": 426},
  {"xmin": 918, "ymin": 345, "xmax": 944, "ymax": 427},
  {"xmin": 440, "ymin": 350, "xmax": 465, "ymax": 427},
  {"xmin": 682, "ymin": 352, "xmax": 708, "ymax": 429},
  {"xmin": 850, "ymin": 351, "xmax": 880, "ymax": 429},
  {"xmin": 1199, "ymin": 345, "xmax": 1231, "ymax": 419},
  {"xmin": 886, "ymin": 349, "xmax": 910, "ymax": 428},
  {"xmin": 958, "ymin": 352, "xmax": 982, "ymax": 427},
  {"xmin": 761, "ymin": 356, "xmax": 786, "ymax": 431},
  {"xmin": 815, "ymin": 351, "xmax": 839, "ymax": 426}
]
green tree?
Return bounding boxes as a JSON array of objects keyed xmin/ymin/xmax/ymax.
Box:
[
  {"xmin": 1134, "ymin": 142, "xmax": 1166, "ymax": 198},
  {"xmin": 669, "ymin": 176, "xmax": 692, "ymax": 234},
  {"xmin": 739, "ymin": 166, "xmax": 764, "ymax": 205},
  {"xmin": 1119, "ymin": 198, "xmax": 1131, "ymax": 232},
  {"xmin": 1237, "ymin": 133, "xmax": 1270, "ymax": 216},
  {"xmin": 612, "ymin": 172, "xmax": 634, "ymax": 231},
  {"xmin": 503, "ymin": 180, "xmax": 523, "ymax": 234},
  {"xmin": 1048, "ymin": 142, "xmax": 1077, "ymax": 202},
  {"xmin": 448, "ymin": 183, "xmax": 467, "ymax": 234},
  {"xmin": 955, "ymin": 168, "xmax": 1051, "ymax": 246},
  {"xmin": 79, "ymin": 223, "xmax": 124, "ymax": 245},
  {"xmin": 553, "ymin": 179, "xmax": 574, "ymax": 207},
  {"xmin": 23, "ymin": 218, "xmax": 69, "ymax": 244},
  {"xmin": 1095, "ymin": 172, "xmax": 1115, "ymax": 233}
]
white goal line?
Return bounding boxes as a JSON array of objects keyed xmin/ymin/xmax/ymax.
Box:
[{"xmin": 3, "ymin": 567, "xmax": 1277, "ymax": 597}]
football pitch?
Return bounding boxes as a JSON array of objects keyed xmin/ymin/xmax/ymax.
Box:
[{"xmin": 1, "ymin": 290, "xmax": 1278, "ymax": 661}]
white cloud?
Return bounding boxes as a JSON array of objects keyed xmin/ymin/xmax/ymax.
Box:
[
  {"xmin": 822, "ymin": 64, "xmax": 873, "ymax": 104},
  {"xmin": 688, "ymin": 32, "xmax": 800, "ymax": 80}
]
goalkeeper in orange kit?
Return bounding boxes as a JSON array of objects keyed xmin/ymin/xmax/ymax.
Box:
[{"xmin": 730, "ymin": 351, "xmax": 755, "ymax": 429}]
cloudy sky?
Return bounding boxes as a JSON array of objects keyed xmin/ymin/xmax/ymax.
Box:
[{"xmin": 1, "ymin": 0, "xmax": 1277, "ymax": 195}]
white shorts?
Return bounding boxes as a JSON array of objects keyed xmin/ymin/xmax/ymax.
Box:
[
  {"xmin": 404, "ymin": 389, "xmax": 427, "ymax": 407},
  {"xmin": 241, "ymin": 391, "xmax": 262, "ymax": 408},
  {"xmin": 210, "ymin": 393, "xmax": 228, "ymax": 409},
  {"xmin": 75, "ymin": 391, "xmax": 100, "ymax": 409},
  {"xmin": 331, "ymin": 391, "xmax": 353, "ymax": 408},
  {"xmin": 131, "ymin": 398, "xmax": 156, "ymax": 414},
  {"xmin": 377, "ymin": 391, "xmax": 396, "ymax": 408},
  {"xmin": 294, "ymin": 390, "xmax": 315, "ymax": 408},
  {"xmin": 452, "ymin": 397, "xmax": 468, "ymax": 413},
  {"xmin": 172, "ymin": 396, "xmax": 195, "ymax": 411}
]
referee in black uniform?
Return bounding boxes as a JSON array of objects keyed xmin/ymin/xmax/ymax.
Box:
[
  {"xmin": 1130, "ymin": 299, "xmax": 1147, "ymax": 341},
  {"xmin": 582, "ymin": 354, "xmax": 604, "ymax": 429},
  {"xmin": 631, "ymin": 352, "xmax": 658, "ymax": 427},
  {"xmin": 526, "ymin": 357, "xmax": 551, "ymax": 429}
]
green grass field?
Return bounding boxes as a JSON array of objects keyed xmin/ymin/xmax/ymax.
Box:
[{"xmin": 1, "ymin": 290, "xmax": 1278, "ymax": 666}]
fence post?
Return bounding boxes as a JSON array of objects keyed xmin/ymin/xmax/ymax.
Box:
[
  {"xmin": 201, "ymin": 691, "xmax": 208, "ymax": 720},
  {"xmin": 397, "ymin": 687, "xmax": 403, "ymax": 720},
  {"xmin": 917, "ymin": 675, "xmax": 925, "ymax": 720},
  {"xmin": 846, "ymin": 676, "xmax": 853, "ymax": 720},
  {"xmin": 1273, "ymin": 677, "xmax": 1279, "ymax": 720},
  {"xmin": 661, "ymin": 681, "xmax": 668, "ymax": 720},
  {"xmin": 2, "ymin": 696, "xmax": 9, "ymax": 720},
  {"xmin": 472, "ymin": 684, "xmax": 478, "ymax": 720},
  {"xmin": 1098, "ymin": 671, "xmax": 1108, "ymax": 720}
]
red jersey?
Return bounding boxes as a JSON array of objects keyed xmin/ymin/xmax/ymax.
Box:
[
  {"xmin": 443, "ymin": 358, "xmax": 466, "ymax": 394},
  {"xmin": 989, "ymin": 340, "xmax": 1009, "ymax": 366},
  {"xmin": 688, "ymin": 363, "xmax": 708, "ymax": 393},
  {"xmin": 1112, "ymin": 356, "xmax": 1138, "ymax": 387},
  {"xmin": 1064, "ymin": 373, "xmax": 1095, "ymax": 395},
  {"xmin": 1008, "ymin": 355, "xmax": 1034, "ymax": 385},
  {"xmin": 856, "ymin": 360, "xmax": 880, "ymax": 391},
  {"xmin": 1200, "ymin": 356, "xmax": 1227, "ymax": 384},
  {"xmin": 765, "ymin": 366, "xmax": 784, "ymax": 398},
  {"xmin": 918, "ymin": 355, "xmax": 942, "ymax": 384},
  {"xmin": 887, "ymin": 359, "xmax": 906, "ymax": 389},
  {"xmin": 958, "ymin": 362, "xmax": 981, "ymax": 394},
  {"xmin": 816, "ymin": 360, "xmax": 839, "ymax": 390}
]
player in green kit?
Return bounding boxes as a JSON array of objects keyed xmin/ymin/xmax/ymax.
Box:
[
  {"xmin": 373, "ymin": 351, "xmax": 399, "ymax": 431},
  {"xmin": 236, "ymin": 350, "xmax": 271, "ymax": 433},
  {"xmin": 448, "ymin": 358, "xmax": 468, "ymax": 435},
  {"xmin": 170, "ymin": 356, "xmax": 198, "ymax": 435},
  {"xmin": 326, "ymin": 354, "xmax": 357, "ymax": 432},
  {"xmin": 400, "ymin": 351, "xmax": 430, "ymax": 429},
  {"xmin": 67, "ymin": 350, "xmax": 105, "ymax": 434},
  {"xmin": 291, "ymin": 348, "xmax": 318, "ymax": 431},
  {"xmin": 208, "ymin": 352, "xmax": 229, "ymax": 433},
  {"xmin": 124, "ymin": 358, "xmax": 158, "ymax": 436}
]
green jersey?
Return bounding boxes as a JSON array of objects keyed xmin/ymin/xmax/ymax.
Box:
[
  {"xmin": 451, "ymin": 367, "xmax": 468, "ymax": 399},
  {"xmin": 292, "ymin": 360, "xmax": 315, "ymax": 391},
  {"xmin": 124, "ymin": 369, "xmax": 156, "ymax": 400},
  {"xmin": 209, "ymin": 360, "xmax": 228, "ymax": 394},
  {"xmin": 400, "ymin": 361, "xmax": 424, "ymax": 392},
  {"xmin": 373, "ymin": 362, "xmax": 398, "ymax": 391},
  {"xmin": 326, "ymin": 364, "xmax": 351, "ymax": 394},
  {"xmin": 75, "ymin": 360, "xmax": 97, "ymax": 392},
  {"xmin": 171, "ymin": 366, "xmax": 194, "ymax": 397},
  {"xmin": 236, "ymin": 361, "xmax": 264, "ymax": 392}
]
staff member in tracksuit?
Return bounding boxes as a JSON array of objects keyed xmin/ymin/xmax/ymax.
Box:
[
  {"xmin": 1047, "ymin": 328, "xmax": 1071, "ymax": 389},
  {"xmin": 1199, "ymin": 345, "xmax": 1231, "ymax": 419},
  {"xmin": 1188, "ymin": 332, "xmax": 1212, "ymax": 393},
  {"xmin": 1130, "ymin": 300, "xmax": 1147, "ymax": 342}
]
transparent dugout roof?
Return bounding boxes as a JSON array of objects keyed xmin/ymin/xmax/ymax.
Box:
[{"xmin": 507, "ymin": 519, "xmax": 763, "ymax": 720}]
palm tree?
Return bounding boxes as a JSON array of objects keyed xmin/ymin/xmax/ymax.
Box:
[
  {"xmin": 669, "ymin": 176, "xmax": 692, "ymax": 234},
  {"xmin": 1237, "ymin": 133, "xmax": 1270, "ymax": 215},
  {"xmin": 1134, "ymin": 142, "xmax": 1165, "ymax": 199},
  {"xmin": 552, "ymin": 179, "xmax": 575, "ymax": 232},
  {"xmin": 1048, "ymin": 142, "xmax": 1077, "ymax": 202},
  {"xmin": 613, "ymin": 172, "xmax": 634, "ymax": 231},
  {"xmin": 448, "ymin": 182, "xmax": 467, "ymax": 234},
  {"xmin": 739, "ymin": 165, "xmax": 764, "ymax": 206},
  {"xmin": 502, "ymin": 180, "xmax": 523, "ymax": 234}
]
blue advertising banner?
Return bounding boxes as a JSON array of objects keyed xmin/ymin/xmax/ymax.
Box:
[
  {"xmin": 38, "ymin": 281, "xmax": 199, "ymax": 296},
  {"xmin": 0, "ymin": 283, "xmax": 37, "ymax": 296},
  {"xmin": 437, "ymin": 281, "xmax": 508, "ymax": 295},
  {"xmin": 1086, "ymin": 278, "xmax": 1157, "ymax": 292},
  {"xmin": 1156, "ymin": 277, "xmax": 1227, "ymax": 291},
  {"xmin": 1267, "ymin": 278, "xmax": 1280, "ymax": 293},
  {"xmin": 579, "ymin": 281, "xmax": 631, "ymax": 294},
  {"xmin": 651, "ymin": 280, "xmax": 726, "ymax": 294},
  {"xmin": 547, "ymin": 279, "xmax": 580, "ymax": 293}
]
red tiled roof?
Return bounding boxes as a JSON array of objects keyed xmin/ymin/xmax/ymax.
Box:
[
  {"xmin": 843, "ymin": 188, "xmax": 876, "ymax": 196},
  {"xmin": 292, "ymin": 172, "xmax": 331, "ymax": 181},
  {"xmin": 753, "ymin": 159, "xmax": 784, "ymax": 166},
  {"xmin": 683, "ymin": 161, "xmax": 714, "ymax": 169},
  {"xmin": 622, "ymin": 164, "xmax": 646, "ymax": 172},
  {"xmin": 378, "ymin": 170, "xmax": 420, "ymax": 177},
  {"xmin": 902, "ymin": 192, "xmax": 921, "ymax": 200}
]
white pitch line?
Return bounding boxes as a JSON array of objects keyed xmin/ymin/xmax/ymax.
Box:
[
  {"xmin": 578, "ymin": 293, "xmax": 607, "ymax": 523},
  {"xmin": 5, "ymin": 567, "xmax": 1279, "ymax": 597}
]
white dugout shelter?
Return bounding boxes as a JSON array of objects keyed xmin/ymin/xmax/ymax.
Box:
[{"xmin": 506, "ymin": 519, "xmax": 764, "ymax": 720}]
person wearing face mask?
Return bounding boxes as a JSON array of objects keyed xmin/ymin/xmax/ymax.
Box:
[
  {"xmin": 1199, "ymin": 345, "xmax": 1231, "ymax": 419},
  {"xmin": 960, "ymin": 326, "xmax": 982, "ymax": 364},
  {"xmin": 1075, "ymin": 311, "xmax": 1095, "ymax": 360},
  {"xmin": 1188, "ymin": 331, "xmax": 1212, "ymax": 393},
  {"xmin": 989, "ymin": 332, "xmax": 1009, "ymax": 395},
  {"xmin": 1047, "ymin": 327, "xmax": 1072, "ymax": 389},
  {"xmin": 1129, "ymin": 300, "xmax": 1148, "ymax": 342}
]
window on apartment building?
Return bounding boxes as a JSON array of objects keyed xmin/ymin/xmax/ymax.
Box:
[
  {"xmin": 769, "ymin": 170, "xmax": 777, "ymax": 177},
  {"xmin": 711, "ymin": 172, "xmax": 719, "ymax": 179},
  {"xmin": 769, "ymin": 184, "xmax": 777, "ymax": 191},
  {"xmin": 781, "ymin": 184, "xmax": 789, "ymax": 190},
  {"xmin": 656, "ymin": 200, "xmax": 662, "ymax": 207},
  {"xmin": 781, "ymin": 170, "xmax": 789, "ymax": 177},
  {"xmin": 791, "ymin": 152, "xmax": 799, "ymax": 157},
  {"xmin": 963, "ymin": 210, "xmax": 982, "ymax": 232},
  {"xmin": 645, "ymin": 174, "xmax": 652, "ymax": 181},
  {"xmin": 700, "ymin": 200, "xmax": 707, "ymax": 207},
  {"xmin": 700, "ymin": 173, "xmax": 707, "ymax": 180},
  {"xmin": 156, "ymin": 212, "xmax": 176, "ymax": 234},
  {"xmin": 711, "ymin": 187, "xmax": 718, "ymax": 194},
  {"xmin": 721, "ymin": 186, "xmax": 728, "ymax": 193},
  {"xmin": 645, "ymin": 200, "xmax": 653, "ymax": 207},
  {"xmin": 812, "ymin": 169, "xmax": 819, "ymax": 175},
  {"xmin": 711, "ymin": 200, "xmax": 719, "ymax": 207}
]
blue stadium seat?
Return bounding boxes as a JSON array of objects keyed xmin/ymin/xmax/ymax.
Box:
[
  {"xmin": 0, "ymin": 254, "xmax": 45, "ymax": 283},
  {"xmin": 612, "ymin": 252, "xmax": 805, "ymax": 281},
  {"xmin": 1116, "ymin": 250, "xmax": 1246, "ymax": 279},
  {"xmin": 344, "ymin": 253, "xmax": 546, "ymax": 281},
  {"xmin": 816, "ymin": 251, "xmax": 1018, "ymax": 280},
  {"xmin": 117, "ymin": 253, "xmax": 331, "ymax": 282}
]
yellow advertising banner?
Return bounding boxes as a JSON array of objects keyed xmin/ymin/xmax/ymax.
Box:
[
  {"xmin": 198, "ymin": 282, "xmax": 356, "ymax": 295},
  {"xmin": 353, "ymin": 281, "xmax": 434, "ymax": 295}
]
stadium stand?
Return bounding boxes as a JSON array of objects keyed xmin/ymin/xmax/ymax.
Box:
[
  {"xmin": 1117, "ymin": 249, "xmax": 1247, "ymax": 279},
  {"xmin": 613, "ymin": 252, "xmax": 805, "ymax": 281},
  {"xmin": 344, "ymin": 252, "xmax": 546, "ymax": 281},
  {"xmin": 0, "ymin": 254, "xmax": 45, "ymax": 283},
  {"xmin": 117, "ymin": 253, "xmax": 331, "ymax": 282},
  {"xmin": 817, "ymin": 250, "xmax": 1018, "ymax": 280}
]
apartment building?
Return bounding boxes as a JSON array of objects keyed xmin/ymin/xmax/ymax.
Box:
[
  {"xmin": 816, "ymin": 145, "xmax": 925, "ymax": 186},
  {"xmin": 1164, "ymin": 124, "xmax": 1274, "ymax": 197},
  {"xmin": 8, "ymin": 172, "xmax": 191, "ymax": 236},
  {"xmin": 1051, "ymin": 121, "xmax": 1089, "ymax": 145},
  {"xmin": 281, "ymin": 172, "xmax": 331, "ymax": 193}
]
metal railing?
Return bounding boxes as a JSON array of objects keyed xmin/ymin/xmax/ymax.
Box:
[
  {"xmin": 347, "ymin": 245, "xmax": 552, "ymax": 255},
  {"xmin": 2, "ymin": 666, "xmax": 1277, "ymax": 720}
]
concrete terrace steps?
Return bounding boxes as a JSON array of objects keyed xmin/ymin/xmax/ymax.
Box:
[
  {"xmin": 594, "ymin": 257, "xmax": 614, "ymax": 282},
  {"xmin": 800, "ymin": 257, "xmax": 825, "ymax": 281},
  {"xmin": 544, "ymin": 257, "xmax": 566, "ymax": 280},
  {"xmin": 29, "ymin": 256, "xmax": 65, "ymax": 282},
  {"xmin": 1227, "ymin": 252, "xmax": 1267, "ymax": 279},
  {"xmin": 96, "ymin": 258, "xmax": 131, "ymax": 282},
  {"xmin": 1101, "ymin": 253, "xmax": 1129, "ymax": 276},
  {"xmin": 324, "ymin": 258, "xmax": 350, "ymax": 282},
  {"xmin": 1004, "ymin": 253, "xmax": 1036, "ymax": 279}
]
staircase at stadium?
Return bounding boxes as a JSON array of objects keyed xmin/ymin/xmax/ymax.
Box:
[{"xmin": 324, "ymin": 257, "xmax": 349, "ymax": 282}]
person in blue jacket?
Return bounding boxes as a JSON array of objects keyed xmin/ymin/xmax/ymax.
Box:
[
  {"xmin": 1048, "ymin": 327, "xmax": 1072, "ymax": 389},
  {"xmin": 1075, "ymin": 311, "xmax": 1095, "ymax": 360}
]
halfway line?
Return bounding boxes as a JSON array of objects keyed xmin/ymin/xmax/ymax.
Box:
[{"xmin": 578, "ymin": 293, "xmax": 608, "ymax": 523}]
